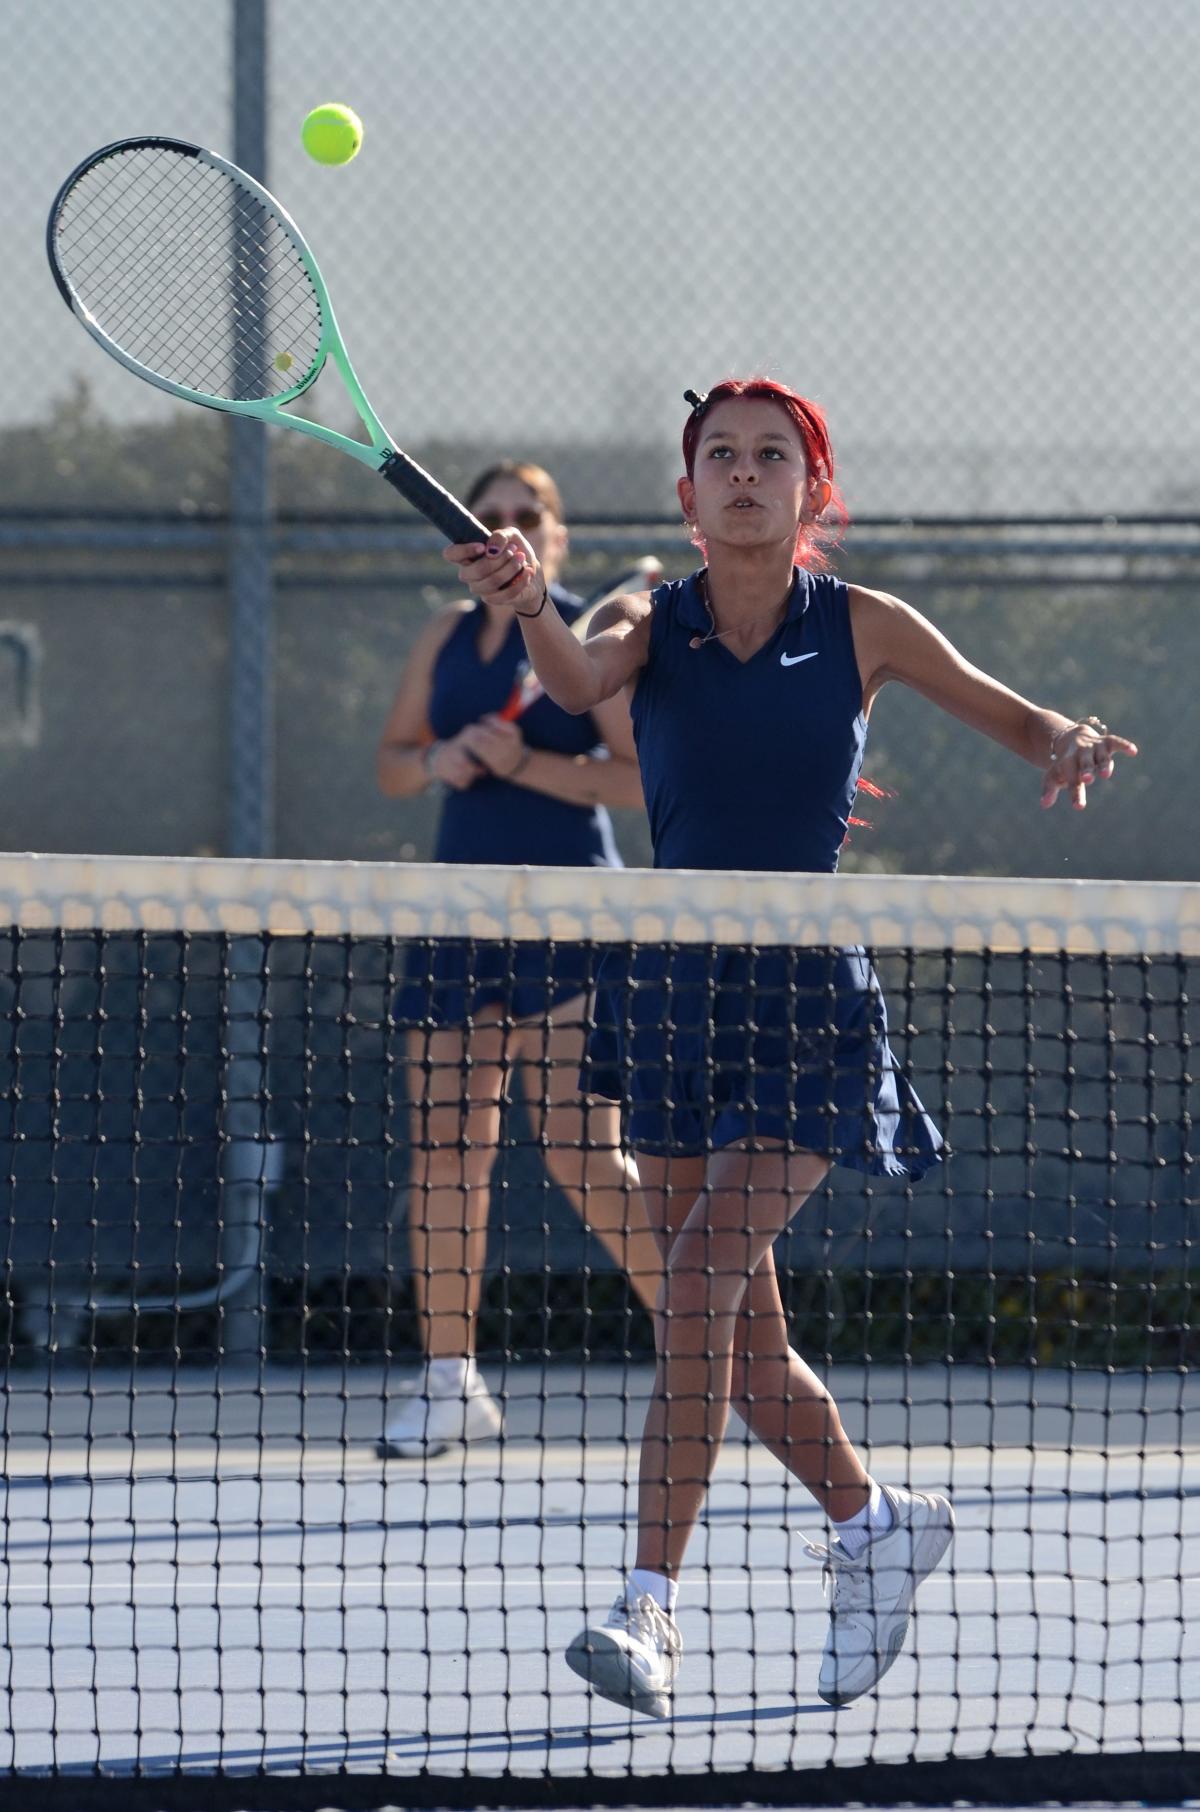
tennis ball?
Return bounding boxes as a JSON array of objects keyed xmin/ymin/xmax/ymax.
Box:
[
  {"xmin": 301, "ymin": 103, "xmax": 363, "ymax": 166},
  {"xmin": 273, "ymin": 351, "xmax": 294, "ymax": 373}
]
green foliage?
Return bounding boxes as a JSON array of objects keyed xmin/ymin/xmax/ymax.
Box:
[
  {"xmin": 3, "ymin": 379, "xmax": 228, "ymax": 512},
  {"xmin": 780, "ymin": 1267, "xmax": 1197, "ymax": 1368},
  {"xmin": 242, "ymin": 1264, "xmax": 1200, "ymax": 1370},
  {"xmin": 65, "ymin": 1266, "xmax": 1194, "ymax": 1369}
]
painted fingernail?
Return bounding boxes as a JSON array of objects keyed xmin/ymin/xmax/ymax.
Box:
[{"xmin": 485, "ymin": 543, "xmax": 501, "ymax": 557}]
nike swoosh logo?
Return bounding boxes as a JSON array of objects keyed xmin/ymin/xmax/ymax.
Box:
[{"xmin": 780, "ymin": 651, "xmax": 819, "ymax": 667}]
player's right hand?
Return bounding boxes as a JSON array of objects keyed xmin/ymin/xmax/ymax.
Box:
[
  {"xmin": 443, "ymin": 529, "xmax": 545, "ymax": 616},
  {"xmin": 428, "ymin": 731, "xmax": 486, "ymax": 790}
]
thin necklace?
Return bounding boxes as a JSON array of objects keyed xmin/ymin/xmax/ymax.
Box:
[{"xmin": 689, "ymin": 569, "xmax": 794, "ymax": 650}]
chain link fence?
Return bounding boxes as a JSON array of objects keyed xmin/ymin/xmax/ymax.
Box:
[
  {"xmin": 0, "ymin": 523, "xmax": 1192, "ymax": 878},
  {"xmin": 2, "ymin": 0, "xmax": 1196, "ymax": 871}
]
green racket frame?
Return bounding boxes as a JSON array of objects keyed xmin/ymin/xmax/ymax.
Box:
[{"xmin": 47, "ymin": 135, "xmax": 488, "ymax": 543}]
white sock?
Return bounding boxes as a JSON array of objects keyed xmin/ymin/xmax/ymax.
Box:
[
  {"xmin": 627, "ymin": 1568, "xmax": 678, "ymax": 1616},
  {"xmin": 425, "ymin": 1356, "xmax": 476, "ymax": 1396},
  {"xmin": 832, "ymin": 1482, "xmax": 893, "ymax": 1560}
]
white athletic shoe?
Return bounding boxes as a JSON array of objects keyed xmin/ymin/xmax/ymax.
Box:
[
  {"xmin": 809, "ymin": 1484, "xmax": 955, "ymax": 1707},
  {"xmin": 565, "ymin": 1591, "xmax": 683, "ymax": 1720},
  {"xmin": 379, "ymin": 1373, "xmax": 502, "ymax": 1459}
]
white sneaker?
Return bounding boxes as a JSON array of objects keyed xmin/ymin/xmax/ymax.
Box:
[
  {"xmin": 809, "ymin": 1484, "xmax": 954, "ymax": 1707},
  {"xmin": 565, "ymin": 1591, "xmax": 682, "ymax": 1720},
  {"xmin": 379, "ymin": 1372, "xmax": 502, "ymax": 1459}
]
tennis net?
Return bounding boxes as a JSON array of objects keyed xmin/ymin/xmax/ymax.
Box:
[{"xmin": 1, "ymin": 852, "xmax": 1196, "ymax": 1809}]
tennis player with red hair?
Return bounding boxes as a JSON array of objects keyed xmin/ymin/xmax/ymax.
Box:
[{"xmin": 445, "ymin": 378, "xmax": 1138, "ymax": 1719}]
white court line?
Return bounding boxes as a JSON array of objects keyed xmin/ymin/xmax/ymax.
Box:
[
  {"xmin": 2, "ymin": 1440, "xmax": 1187, "ymax": 1476},
  {"xmin": 4, "ymin": 1575, "xmax": 1198, "ymax": 1593}
]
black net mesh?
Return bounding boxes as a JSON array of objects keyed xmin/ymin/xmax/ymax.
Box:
[{"xmin": 0, "ymin": 855, "xmax": 1196, "ymax": 1807}]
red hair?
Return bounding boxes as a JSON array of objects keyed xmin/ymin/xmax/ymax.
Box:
[{"xmin": 682, "ymin": 376, "xmax": 848, "ymax": 571}]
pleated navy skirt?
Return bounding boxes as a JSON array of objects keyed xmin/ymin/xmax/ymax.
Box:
[
  {"xmin": 393, "ymin": 938, "xmax": 595, "ymax": 1031},
  {"xmin": 582, "ymin": 943, "xmax": 943, "ymax": 1178}
]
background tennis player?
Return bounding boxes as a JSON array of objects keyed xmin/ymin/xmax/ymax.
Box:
[{"xmin": 378, "ymin": 460, "xmax": 659, "ymax": 1458}]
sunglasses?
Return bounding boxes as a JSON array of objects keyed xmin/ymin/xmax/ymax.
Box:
[{"xmin": 478, "ymin": 506, "xmax": 547, "ymax": 534}]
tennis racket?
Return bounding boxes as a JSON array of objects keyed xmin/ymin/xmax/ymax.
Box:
[
  {"xmin": 498, "ymin": 556, "xmax": 664, "ymax": 722},
  {"xmin": 46, "ymin": 136, "xmax": 488, "ymax": 543}
]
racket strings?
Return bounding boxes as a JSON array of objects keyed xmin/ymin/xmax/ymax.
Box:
[
  {"xmin": 64, "ymin": 172, "xmax": 222, "ymax": 335},
  {"xmin": 64, "ymin": 155, "xmax": 320, "ymax": 395},
  {"xmin": 65, "ymin": 160, "xmax": 238, "ymax": 322},
  {"xmin": 90, "ymin": 181, "xmax": 255, "ymax": 373},
  {"xmin": 62, "ymin": 173, "xmax": 294, "ymax": 397},
  {"xmin": 144, "ymin": 186, "xmax": 319, "ymax": 397},
  {"xmin": 120, "ymin": 188, "xmax": 298, "ymax": 391},
  {"xmin": 54, "ymin": 146, "xmax": 323, "ymax": 402}
]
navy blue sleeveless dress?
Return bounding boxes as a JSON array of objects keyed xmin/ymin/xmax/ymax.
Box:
[
  {"xmin": 584, "ymin": 568, "xmax": 942, "ymax": 1179},
  {"xmin": 394, "ymin": 582, "xmax": 621, "ymax": 1028}
]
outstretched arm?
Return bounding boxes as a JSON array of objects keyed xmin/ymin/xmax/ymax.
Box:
[
  {"xmin": 444, "ymin": 531, "xmax": 651, "ymax": 712},
  {"xmin": 849, "ymin": 586, "xmax": 1138, "ymax": 811}
]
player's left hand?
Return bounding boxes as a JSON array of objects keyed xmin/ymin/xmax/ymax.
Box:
[
  {"xmin": 1041, "ymin": 719, "xmax": 1139, "ymax": 811},
  {"xmin": 461, "ymin": 716, "xmax": 528, "ymax": 778}
]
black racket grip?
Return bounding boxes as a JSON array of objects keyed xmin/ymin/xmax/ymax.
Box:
[{"xmin": 379, "ymin": 450, "xmax": 489, "ymax": 543}]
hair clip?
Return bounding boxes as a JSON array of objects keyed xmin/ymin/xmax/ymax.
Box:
[{"xmin": 683, "ymin": 388, "xmax": 710, "ymax": 416}]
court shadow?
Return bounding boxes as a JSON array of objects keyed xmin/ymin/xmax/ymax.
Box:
[{"xmin": 382, "ymin": 1696, "xmax": 828, "ymax": 1762}]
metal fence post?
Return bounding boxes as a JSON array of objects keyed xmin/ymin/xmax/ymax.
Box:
[
  {"xmin": 223, "ymin": 0, "xmax": 276, "ymax": 1362},
  {"xmin": 229, "ymin": 0, "xmax": 272, "ymax": 859}
]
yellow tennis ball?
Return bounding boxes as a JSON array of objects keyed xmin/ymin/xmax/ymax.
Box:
[
  {"xmin": 301, "ymin": 103, "xmax": 363, "ymax": 166},
  {"xmin": 273, "ymin": 351, "xmax": 294, "ymax": 372}
]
